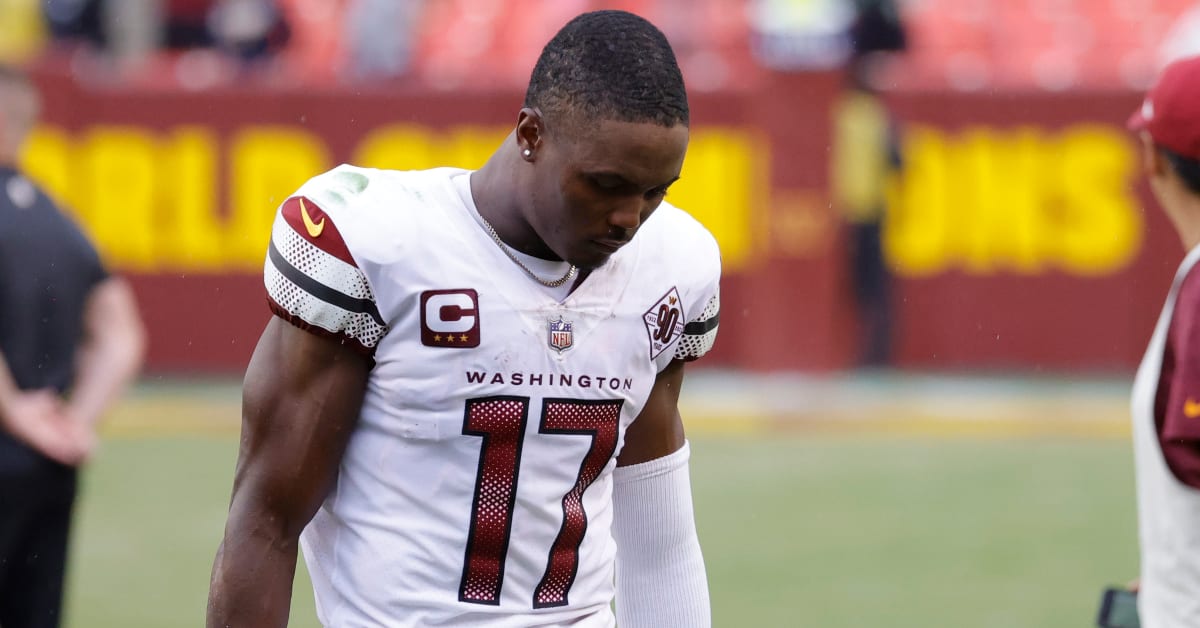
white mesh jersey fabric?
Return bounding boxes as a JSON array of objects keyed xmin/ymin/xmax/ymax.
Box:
[
  {"xmin": 264, "ymin": 211, "xmax": 387, "ymax": 350},
  {"xmin": 673, "ymin": 290, "xmax": 720, "ymax": 362},
  {"xmin": 272, "ymin": 217, "xmax": 375, "ymax": 300},
  {"xmin": 279, "ymin": 165, "xmax": 722, "ymax": 627}
]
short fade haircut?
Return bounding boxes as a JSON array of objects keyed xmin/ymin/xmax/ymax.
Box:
[
  {"xmin": 524, "ymin": 10, "xmax": 689, "ymax": 129},
  {"xmin": 1163, "ymin": 147, "xmax": 1200, "ymax": 195}
]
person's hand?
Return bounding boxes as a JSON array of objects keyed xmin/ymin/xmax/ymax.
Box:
[
  {"xmin": 0, "ymin": 390, "xmax": 91, "ymax": 466},
  {"xmin": 62, "ymin": 409, "xmax": 99, "ymax": 462}
]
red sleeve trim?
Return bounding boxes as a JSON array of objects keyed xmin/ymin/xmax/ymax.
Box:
[
  {"xmin": 1163, "ymin": 266, "xmax": 1200, "ymax": 442},
  {"xmin": 279, "ymin": 196, "xmax": 357, "ymax": 266}
]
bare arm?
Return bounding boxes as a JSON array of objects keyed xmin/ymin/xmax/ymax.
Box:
[
  {"xmin": 0, "ymin": 350, "xmax": 86, "ymax": 465},
  {"xmin": 617, "ymin": 358, "xmax": 686, "ymax": 467},
  {"xmin": 207, "ymin": 317, "xmax": 372, "ymax": 628},
  {"xmin": 67, "ymin": 277, "xmax": 145, "ymax": 427}
]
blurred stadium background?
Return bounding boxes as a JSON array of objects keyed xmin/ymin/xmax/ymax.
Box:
[{"xmin": 3, "ymin": 0, "xmax": 1193, "ymax": 625}]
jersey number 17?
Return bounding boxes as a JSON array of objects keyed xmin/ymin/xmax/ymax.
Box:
[{"xmin": 458, "ymin": 395, "xmax": 623, "ymax": 609}]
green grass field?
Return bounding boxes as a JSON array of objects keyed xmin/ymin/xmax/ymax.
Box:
[{"xmin": 61, "ymin": 430, "xmax": 1138, "ymax": 627}]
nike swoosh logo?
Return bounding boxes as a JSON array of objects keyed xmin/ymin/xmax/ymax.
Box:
[
  {"xmin": 299, "ymin": 198, "xmax": 325, "ymax": 238},
  {"xmin": 1186, "ymin": 399, "xmax": 1200, "ymax": 419}
]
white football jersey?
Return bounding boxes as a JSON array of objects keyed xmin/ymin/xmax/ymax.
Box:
[
  {"xmin": 1132, "ymin": 244, "xmax": 1200, "ymax": 628},
  {"xmin": 264, "ymin": 164, "xmax": 721, "ymax": 627}
]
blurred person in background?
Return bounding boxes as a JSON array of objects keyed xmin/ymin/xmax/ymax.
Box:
[
  {"xmin": 0, "ymin": 66, "xmax": 145, "ymax": 628},
  {"xmin": 41, "ymin": 0, "xmax": 104, "ymax": 48},
  {"xmin": 42, "ymin": 0, "xmax": 161, "ymax": 69},
  {"xmin": 0, "ymin": 0, "xmax": 47, "ymax": 65},
  {"xmin": 830, "ymin": 0, "xmax": 905, "ymax": 367},
  {"xmin": 208, "ymin": 9, "xmax": 717, "ymax": 628},
  {"xmin": 42, "ymin": 0, "xmax": 287, "ymax": 75},
  {"xmin": 1127, "ymin": 54, "xmax": 1200, "ymax": 628},
  {"xmin": 207, "ymin": 0, "xmax": 289, "ymax": 64},
  {"xmin": 165, "ymin": 0, "xmax": 216, "ymax": 49},
  {"xmin": 343, "ymin": 0, "xmax": 423, "ymax": 80}
]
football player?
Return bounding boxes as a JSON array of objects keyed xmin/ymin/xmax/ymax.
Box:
[
  {"xmin": 1127, "ymin": 54, "xmax": 1200, "ymax": 628},
  {"xmin": 207, "ymin": 10, "xmax": 719, "ymax": 628}
]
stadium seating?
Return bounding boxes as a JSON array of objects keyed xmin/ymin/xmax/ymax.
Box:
[
  {"xmin": 19, "ymin": 0, "xmax": 1200, "ymax": 91},
  {"xmin": 897, "ymin": 0, "xmax": 1198, "ymax": 90}
]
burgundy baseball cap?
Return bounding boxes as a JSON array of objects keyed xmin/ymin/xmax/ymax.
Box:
[{"xmin": 1129, "ymin": 55, "xmax": 1200, "ymax": 160}]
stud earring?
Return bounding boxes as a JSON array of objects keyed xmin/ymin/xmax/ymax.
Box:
[{"xmin": 523, "ymin": 149, "xmax": 532, "ymax": 157}]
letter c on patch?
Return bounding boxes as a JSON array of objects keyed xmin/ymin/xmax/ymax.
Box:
[{"xmin": 420, "ymin": 289, "xmax": 481, "ymax": 348}]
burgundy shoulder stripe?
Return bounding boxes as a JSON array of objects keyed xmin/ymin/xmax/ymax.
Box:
[{"xmin": 279, "ymin": 196, "xmax": 357, "ymax": 266}]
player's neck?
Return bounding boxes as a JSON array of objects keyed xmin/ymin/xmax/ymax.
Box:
[
  {"xmin": 471, "ymin": 149, "xmax": 562, "ymax": 262},
  {"xmin": 1166, "ymin": 188, "xmax": 1200, "ymax": 251},
  {"xmin": 1177, "ymin": 204, "xmax": 1200, "ymax": 253}
]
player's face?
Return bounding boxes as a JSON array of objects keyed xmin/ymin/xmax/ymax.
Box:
[
  {"xmin": 1140, "ymin": 132, "xmax": 1192, "ymax": 240},
  {"xmin": 530, "ymin": 117, "xmax": 689, "ymax": 270}
]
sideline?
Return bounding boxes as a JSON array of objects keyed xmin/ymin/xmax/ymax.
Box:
[{"xmin": 98, "ymin": 372, "xmax": 1133, "ymax": 440}]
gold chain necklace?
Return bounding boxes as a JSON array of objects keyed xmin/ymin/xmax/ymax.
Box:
[{"xmin": 472, "ymin": 207, "xmax": 578, "ymax": 288}]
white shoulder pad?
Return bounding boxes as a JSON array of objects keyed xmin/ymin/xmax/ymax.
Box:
[
  {"xmin": 674, "ymin": 284, "xmax": 720, "ymax": 362},
  {"xmin": 264, "ymin": 191, "xmax": 388, "ymax": 355},
  {"xmin": 640, "ymin": 203, "xmax": 723, "ymax": 364}
]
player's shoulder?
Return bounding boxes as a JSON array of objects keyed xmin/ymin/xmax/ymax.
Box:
[
  {"xmin": 264, "ymin": 165, "xmax": 405, "ymax": 354},
  {"xmin": 1176, "ymin": 248, "xmax": 1200, "ymax": 320},
  {"xmin": 294, "ymin": 164, "xmax": 457, "ymax": 217},
  {"xmin": 288, "ymin": 164, "xmax": 465, "ymax": 260},
  {"xmin": 639, "ymin": 201, "xmax": 721, "ymax": 276},
  {"xmin": 636, "ymin": 203, "xmax": 722, "ymax": 365}
]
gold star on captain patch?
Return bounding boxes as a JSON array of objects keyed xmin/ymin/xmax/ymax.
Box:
[
  {"xmin": 433, "ymin": 334, "xmax": 442, "ymax": 342},
  {"xmin": 445, "ymin": 335, "xmax": 454, "ymax": 343},
  {"xmin": 460, "ymin": 334, "xmax": 469, "ymax": 342}
]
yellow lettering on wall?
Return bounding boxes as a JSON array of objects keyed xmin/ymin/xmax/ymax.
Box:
[
  {"xmin": 160, "ymin": 128, "xmax": 224, "ymax": 271},
  {"xmin": 353, "ymin": 124, "xmax": 761, "ymax": 271},
  {"xmin": 1054, "ymin": 125, "xmax": 1141, "ymax": 275},
  {"xmin": 440, "ymin": 126, "xmax": 507, "ymax": 170},
  {"xmin": 886, "ymin": 124, "xmax": 1140, "ymax": 277},
  {"xmin": 354, "ymin": 124, "xmax": 507, "ymax": 173},
  {"xmin": 671, "ymin": 129, "xmax": 765, "ymax": 271},
  {"xmin": 17, "ymin": 123, "xmax": 764, "ymax": 275},
  {"xmin": 19, "ymin": 127, "xmax": 76, "ymax": 213},
  {"xmin": 228, "ymin": 127, "xmax": 329, "ymax": 271},
  {"xmin": 886, "ymin": 127, "xmax": 951, "ymax": 276},
  {"xmin": 78, "ymin": 127, "xmax": 159, "ymax": 272},
  {"xmin": 353, "ymin": 125, "xmax": 438, "ymax": 171},
  {"xmin": 955, "ymin": 128, "xmax": 1046, "ymax": 274}
]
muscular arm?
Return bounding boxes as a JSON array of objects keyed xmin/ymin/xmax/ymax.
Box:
[
  {"xmin": 612, "ymin": 359, "xmax": 711, "ymax": 627},
  {"xmin": 67, "ymin": 277, "xmax": 145, "ymax": 427},
  {"xmin": 207, "ymin": 317, "xmax": 372, "ymax": 628},
  {"xmin": 617, "ymin": 359, "xmax": 686, "ymax": 466}
]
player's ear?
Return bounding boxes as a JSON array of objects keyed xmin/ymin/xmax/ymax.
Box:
[
  {"xmin": 515, "ymin": 108, "xmax": 544, "ymax": 160},
  {"xmin": 1139, "ymin": 131, "xmax": 1169, "ymax": 180}
]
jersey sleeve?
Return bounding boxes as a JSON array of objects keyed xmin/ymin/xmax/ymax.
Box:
[
  {"xmin": 673, "ymin": 285, "xmax": 720, "ymax": 362},
  {"xmin": 672, "ymin": 224, "xmax": 721, "ymax": 362},
  {"xmin": 1163, "ymin": 270, "xmax": 1200, "ymax": 442},
  {"xmin": 1160, "ymin": 268, "xmax": 1200, "ymax": 488},
  {"xmin": 264, "ymin": 195, "xmax": 388, "ymax": 355}
]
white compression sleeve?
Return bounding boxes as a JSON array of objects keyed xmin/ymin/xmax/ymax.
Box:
[{"xmin": 612, "ymin": 441, "xmax": 711, "ymax": 628}]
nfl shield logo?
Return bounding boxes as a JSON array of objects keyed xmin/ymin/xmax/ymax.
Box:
[{"xmin": 548, "ymin": 316, "xmax": 574, "ymax": 353}]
